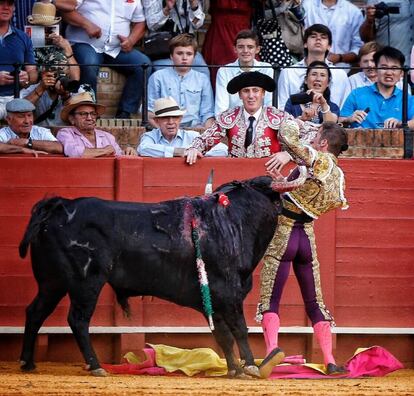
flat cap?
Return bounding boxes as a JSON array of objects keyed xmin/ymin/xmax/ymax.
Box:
[
  {"xmin": 6, "ymin": 99, "xmax": 36, "ymax": 113},
  {"xmin": 227, "ymin": 71, "xmax": 276, "ymax": 94}
]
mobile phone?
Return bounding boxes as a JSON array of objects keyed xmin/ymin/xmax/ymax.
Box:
[
  {"xmin": 290, "ymin": 92, "xmax": 314, "ymax": 105},
  {"xmin": 364, "ymin": 107, "xmax": 370, "ymax": 113}
]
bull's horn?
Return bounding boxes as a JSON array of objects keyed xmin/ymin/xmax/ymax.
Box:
[{"xmin": 271, "ymin": 166, "xmax": 308, "ymax": 193}]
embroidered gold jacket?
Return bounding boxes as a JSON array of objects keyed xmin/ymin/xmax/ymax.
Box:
[
  {"xmin": 190, "ymin": 106, "xmax": 318, "ymax": 158},
  {"xmin": 280, "ymin": 120, "xmax": 348, "ymax": 219}
]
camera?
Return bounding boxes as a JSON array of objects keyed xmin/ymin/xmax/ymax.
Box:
[
  {"xmin": 374, "ymin": 2, "xmax": 400, "ymax": 19},
  {"xmin": 290, "ymin": 92, "xmax": 314, "ymax": 105},
  {"xmin": 56, "ymin": 76, "xmax": 81, "ymax": 93}
]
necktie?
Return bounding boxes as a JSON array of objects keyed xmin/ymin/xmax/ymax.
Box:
[{"xmin": 245, "ymin": 116, "xmax": 255, "ymax": 148}]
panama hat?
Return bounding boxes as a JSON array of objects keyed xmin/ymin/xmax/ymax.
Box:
[
  {"xmin": 27, "ymin": 1, "xmax": 61, "ymax": 26},
  {"xmin": 61, "ymin": 92, "xmax": 105, "ymax": 123},
  {"xmin": 153, "ymin": 97, "xmax": 186, "ymax": 117},
  {"xmin": 227, "ymin": 71, "xmax": 276, "ymax": 94}
]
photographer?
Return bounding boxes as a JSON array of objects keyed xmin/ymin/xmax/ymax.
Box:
[
  {"xmin": 359, "ymin": 0, "xmax": 414, "ymax": 64},
  {"xmin": 284, "ymin": 61, "xmax": 339, "ymax": 123},
  {"xmin": 22, "ymin": 33, "xmax": 81, "ymax": 126}
]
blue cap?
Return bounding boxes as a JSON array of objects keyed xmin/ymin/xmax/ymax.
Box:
[{"xmin": 6, "ymin": 99, "xmax": 36, "ymax": 113}]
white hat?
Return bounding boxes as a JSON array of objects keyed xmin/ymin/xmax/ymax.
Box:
[
  {"xmin": 153, "ymin": 97, "xmax": 186, "ymax": 117},
  {"xmin": 27, "ymin": 1, "xmax": 61, "ymax": 26}
]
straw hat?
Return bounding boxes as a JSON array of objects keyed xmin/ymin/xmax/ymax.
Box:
[
  {"xmin": 61, "ymin": 92, "xmax": 105, "ymax": 123},
  {"xmin": 153, "ymin": 97, "xmax": 186, "ymax": 117},
  {"xmin": 27, "ymin": 1, "xmax": 61, "ymax": 26}
]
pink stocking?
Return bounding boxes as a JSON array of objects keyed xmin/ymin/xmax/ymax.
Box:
[
  {"xmin": 262, "ymin": 312, "xmax": 280, "ymax": 355},
  {"xmin": 313, "ymin": 321, "xmax": 335, "ymax": 366}
]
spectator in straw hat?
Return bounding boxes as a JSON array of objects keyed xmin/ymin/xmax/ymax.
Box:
[
  {"xmin": 57, "ymin": 91, "xmax": 137, "ymax": 157},
  {"xmin": 0, "ymin": 0, "xmax": 37, "ymax": 119},
  {"xmin": 138, "ymin": 96, "xmax": 227, "ymax": 158}
]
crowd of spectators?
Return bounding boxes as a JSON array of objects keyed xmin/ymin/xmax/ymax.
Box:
[{"xmin": 0, "ymin": 0, "xmax": 413, "ymax": 159}]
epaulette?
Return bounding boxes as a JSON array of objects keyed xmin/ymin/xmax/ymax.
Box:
[
  {"xmin": 264, "ymin": 106, "xmax": 288, "ymax": 129},
  {"xmin": 216, "ymin": 106, "xmax": 242, "ymax": 129}
]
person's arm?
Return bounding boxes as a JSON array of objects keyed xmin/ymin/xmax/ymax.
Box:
[
  {"xmin": 62, "ymin": 9, "xmax": 102, "ymax": 38},
  {"xmin": 199, "ymin": 76, "xmax": 215, "ymax": 126},
  {"xmin": 359, "ymin": 5, "xmax": 376, "ymax": 42},
  {"xmin": 7, "ymin": 138, "xmax": 63, "ymax": 154},
  {"xmin": 118, "ymin": 22, "xmax": 146, "ymax": 52},
  {"xmin": 143, "ymin": 0, "xmax": 171, "ymax": 31},
  {"xmin": 54, "ymin": 0, "xmax": 77, "ymax": 12},
  {"xmin": 50, "ymin": 34, "xmax": 80, "ymax": 80},
  {"xmin": 147, "ymin": 74, "xmax": 160, "ymax": 128},
  {"xmin": 277, "ymin": 69, "xmax": 291, "ymax": 110},
  {"xmin": 188, "ymin": 0, "xmax": 205, "ymax": 29},
  {"xmin": 81, "ymin": 146, "xmax": 116, "ymax": 158},
  {"xmin": 410, "ymin": 45, "xmax": 414, "ymax": 83},
  {"xmin": 137, "ymin": 133, "xmax": 179, "ymax": 157},
  {"xmin": 214, "ymin": 67, "xmax": 230, "ymax": 116},
  {"xmin": 0, "ymin": 142, "xmax": 45, "ymax": 155}
]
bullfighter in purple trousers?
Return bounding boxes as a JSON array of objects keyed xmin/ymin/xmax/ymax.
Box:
[{"xmin": 257, "ymin": 120, "xmax": 349, "ymax": 378}]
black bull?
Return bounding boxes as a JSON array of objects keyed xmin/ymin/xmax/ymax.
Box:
[{"xmin": 18, "ymin": 176, "xmax": 281, "ymax": 377}]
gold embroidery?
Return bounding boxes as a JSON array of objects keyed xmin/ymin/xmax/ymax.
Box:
[
  {"xmin": 257, "ymin": 215, "xmax": 295, "ymax": 320},
  {"xmin": 304, "ymin": 225, "xmax": 335, "ymax": 324}
]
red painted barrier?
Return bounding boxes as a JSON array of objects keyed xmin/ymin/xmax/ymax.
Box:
[{"xmin": 0, "ymin": 156, "xmax": 413, "ymax": 366}]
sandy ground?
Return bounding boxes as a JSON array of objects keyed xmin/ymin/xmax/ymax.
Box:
[{"xmin": 0, "ymin": 362, "xmax": 413, "ymax": 396}]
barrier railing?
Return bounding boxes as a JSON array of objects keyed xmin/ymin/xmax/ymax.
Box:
[{"xmin": 1, "ymin": 61, "xmax": 413, "ymax": 157}]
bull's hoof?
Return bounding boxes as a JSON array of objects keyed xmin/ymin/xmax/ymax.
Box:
[
  {"xmin": 90, "ymin": 368, "xmax": 108, "ymax": 377},
  {"xmin": 243, "ymin": 365, "xmax": 261, "ymax": 378},
  {"xmin": 20, "ymin": 361, "xmax": 36, "ymax": 372}
]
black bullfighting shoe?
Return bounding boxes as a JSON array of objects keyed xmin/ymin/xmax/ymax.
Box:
[
  {"xmin": 326, "ymin": 363, "xmax": 348, "ymax": 375},
  {"xmin": 259, "ymin": 347, "xmax": 285, "ymax": 379}
]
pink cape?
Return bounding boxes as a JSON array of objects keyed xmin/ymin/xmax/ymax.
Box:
[{"xmin": 102, "ymin": 345, "xmax": 403, "ymax": 379}]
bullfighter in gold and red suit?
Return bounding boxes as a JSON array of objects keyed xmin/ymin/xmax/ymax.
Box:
[{"xmin": 185, "ymin": 71, "xmax": 317, "ymax": 165}]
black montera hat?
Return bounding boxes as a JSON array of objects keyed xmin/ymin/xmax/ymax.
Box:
[{"xmin": 227, "ymin": 71, "xmax": 276, "ymax": 94}]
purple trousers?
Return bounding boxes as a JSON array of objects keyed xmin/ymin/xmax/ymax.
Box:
[{"xmin": 261, "ymin": 216, "xmax": 333, "ymax": 325}]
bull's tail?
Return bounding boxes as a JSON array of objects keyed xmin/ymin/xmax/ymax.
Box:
[{"xmin": 19, "ymin": 197, "xmax": 65, "ymax": 258}]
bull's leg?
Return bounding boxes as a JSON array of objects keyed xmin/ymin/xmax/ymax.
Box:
[
  {"xmin": 67, "ymin": 277, "xmax": 106, "ymax": 376},
  {"xmin": 211, "ymin": 313, "xmax": 242, "ymax": 377},
  {"xmin": 224, "ymin": 304, "xmax": 260, "ymax": 378},
  {"xmin": 20, "ymin": 288, "xmax": 67, "ymax": 371}
]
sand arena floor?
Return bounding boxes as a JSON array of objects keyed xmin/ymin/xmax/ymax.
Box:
[{"xmin": 0, "ymin": 362, "xmax": 413, "ymax": 396}]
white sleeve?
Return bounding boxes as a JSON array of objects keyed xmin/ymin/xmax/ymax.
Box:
[{"xmin": 215, "ymin": 67, "xmax": 230, "ymax": 116}]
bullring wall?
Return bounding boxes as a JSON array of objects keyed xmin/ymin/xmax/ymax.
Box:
[{"xmin": 0, "ymin": 156, "xmax": 413, "ymax": 367}]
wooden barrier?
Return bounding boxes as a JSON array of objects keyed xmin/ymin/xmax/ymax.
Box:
[{"xmin": 0, "ymin": 156, "xmax": 413, "ymax": 366}]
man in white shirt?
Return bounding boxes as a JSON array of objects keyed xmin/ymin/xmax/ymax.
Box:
[
  {"xmin": 277, "ymin": 24, "xmax": 351, "ymax": 109},
  {"xmin": 0, "ymin": 98, "xmax": 62, "ymax": 155},
  {"xmin": 62, "ymin": 0, "xmax": 151, "ymax": 119},
  {"xmin": 302, "ymin": 0, "xmax": 364, "ymax": 69},
  {"xmin": 215, "ymin": 29, "xmax": 273, "ymax": 116}
]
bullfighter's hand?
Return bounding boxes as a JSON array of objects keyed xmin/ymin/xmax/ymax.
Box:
[
  {"xmin": 266, "ymin": 167, "xmax": 285, "ymax": 182},
  {"xmin": 118, "ymin": 35, "xmax": 134, "ymax": 52},
  {"xmin": 85, "ymin": 21, "xmax": 102, "ymax": 39},
  {"xmin": 265, "ymin": 151, "xmax": 291, "ymax": 172},
  {"xmin": 123, "ymin": 146, "xmax": 138, "ymax": 156},
  {"xmin": 384, "ymin": 118, "xmax": 401, "ymax": 129},
  {"xmin": 185, "ymin": 147, "xmax": 203, "ymax": 165}
]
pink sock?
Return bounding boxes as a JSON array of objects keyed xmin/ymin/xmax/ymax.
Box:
[
  {"xmin": 262, "ymin": 312, "xmax": 280, "ymax": 355},
  {"xmin": 313, "ymin": 321, "xmax": 335, "ymax": 366}
]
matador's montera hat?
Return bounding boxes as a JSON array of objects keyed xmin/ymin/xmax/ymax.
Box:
[{"xmin": 227, "ymin": 71, "xmax": 276, "ymax": 94}]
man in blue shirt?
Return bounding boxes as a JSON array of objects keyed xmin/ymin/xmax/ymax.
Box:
[
  {"xmin": 138, "ymin": 96, "xmax": 227, "ymax": 158},
  {"xmin": 0, "ymin": 0, "xmax": 37, "ymax": 119},
  {"xmin": 340, "ymin": 46, "xmax": 414, "ymax": 129},
  {"xmin": 147, "ymin": 33, "xmax": 215, "ymax": 130}
]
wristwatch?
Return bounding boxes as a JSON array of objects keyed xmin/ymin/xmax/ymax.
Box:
[{"xmin": 27, "ymin": 136, "xmax": 33, "ymax": 149}]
